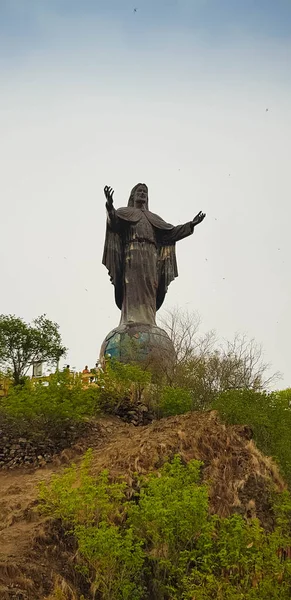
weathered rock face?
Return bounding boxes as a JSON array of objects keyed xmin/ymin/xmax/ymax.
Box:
[
  {"xmin": 112, "ymin": 398, "xmax": 154, "ymax": 426},
  {"xmin": 0, "ymin": 417, "xmax": 88, "ymax": 469}
]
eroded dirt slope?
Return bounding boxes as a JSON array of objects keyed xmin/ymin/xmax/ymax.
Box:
[{"xmin": 0, "ymin": 412, "xmax": 285, "ymax": 599}]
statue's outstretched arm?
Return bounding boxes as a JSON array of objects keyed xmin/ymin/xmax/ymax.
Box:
[
  {"xmin": 192, "ymin": 211, "xmax": 206, "ymax": 227},
  {"xmin": 161, "ymin": 211, "xmax": 206, "ymax": 244},
  {"xmin": 104, "ymin": 185, "xmax": 120, "ymax": 232},
  {"xmin": 104, "ymin": 185, "xmax": 115, "ymax": 213}
]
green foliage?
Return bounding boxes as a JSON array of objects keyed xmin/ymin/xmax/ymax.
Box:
[
  {"xmin": 0, "ymin": 371, "xmax": 99, "ymax": 442},
  {"xmin": 39, "ymin": 449, "xmax": 127, "ymax": 527},
  {"xmin": 0, "ymin": 360, "xmax": 153, "ymax": 444},
  {"xmin": 76, "ymin": 525, "xmax": 144, "ymax": 600},
  {"xmin": 128, "ymin": 456, "xmax": 207, "ymax": 550},
  {"xmin": 127, "ymin": 457, "xmax": 209, "ymax": 598},
  {"xmin": 108, "ymin": 360, "xmax": 151, "ymax": 387},
  {"xmin": 40, "ymin": 453, "xmax": 291, "ymax": 600},
  {"xmin": 97, "ymin": 360, "xmax": 152, "ymax": 410},
  {"xmin": 40, "ymin": 450, "xmax": 144, "ymax": 599},
  {"xmin": 181, "ymin": 516, "xmax": 291, "ymax": 599},
  {"xmin": 180, "ymin": 501, "xmax": 291, "ymax": 599},
  {"xmin": 156, "ymin": 386, "xmax": 193, "ymax": 417},
  {"xmin": 1, "ymin": 371, "xmax": 97, "ymax": 421},
  {"xmin": 213, "ymin": 388, "xmax": 291, "ymax": 486},
  {"xmin": 0, "ymin": 313, "xmax": 66, "ymax": 385}
]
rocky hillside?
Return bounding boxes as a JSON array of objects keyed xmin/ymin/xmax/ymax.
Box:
[{"xmin": 0, "ymin": 411, "xmax": 286, "ymax": 599}]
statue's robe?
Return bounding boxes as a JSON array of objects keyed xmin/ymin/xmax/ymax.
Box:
[{"xmin": 102, "ymin": 205, "xmax": 194, "ymax": 326}]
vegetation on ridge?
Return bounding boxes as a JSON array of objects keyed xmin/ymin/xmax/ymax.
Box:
[
  {"xmin": 40, "ymin": 452, "xmax": 291, "ymax": 600},
  {"xmin": 1, "ymin": 309, "xmax": 290, "ymax": 598}
]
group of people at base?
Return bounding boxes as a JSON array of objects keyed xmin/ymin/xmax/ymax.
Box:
[
  {"xmin": 82, "ymin": 363, "xmax": 103, "ymax": 382},
  {"xmin": 62, "ymin": 363, "xmax": 103, "ymax": 382}
]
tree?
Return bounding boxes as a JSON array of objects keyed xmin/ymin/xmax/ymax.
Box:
[
  {"xmin": 0, "ymin": 314, "xmax": 67, "ymax": 385},
  {"xmin": 158, "ymin": 306, "xmax": 215, "ymax": 363},
  {"xmin": 158, "ymin": 307, "xmax": 281, "ymax": 405}
]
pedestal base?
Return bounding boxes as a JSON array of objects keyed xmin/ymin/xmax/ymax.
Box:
[{"xmin": 100, "ymin": 323, "xmax": 176, "ymax": 373}]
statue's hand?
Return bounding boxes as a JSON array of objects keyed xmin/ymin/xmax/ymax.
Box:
[
  {"xmin": 192, "ymin": 211, "xmax": 206, "ymax": 227},
  {"xmin": 104, "ymin": 186, "xmax": 114, "ymax": 209}
]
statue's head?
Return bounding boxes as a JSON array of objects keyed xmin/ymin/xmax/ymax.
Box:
[{"xmin": 128, "ymin": 183, "xmax": 148, "ymax": 209}]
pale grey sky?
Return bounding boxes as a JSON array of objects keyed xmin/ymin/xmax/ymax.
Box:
[{"xmin": 1, "ymin": 2, "xmax": 291, "ymax": 385}]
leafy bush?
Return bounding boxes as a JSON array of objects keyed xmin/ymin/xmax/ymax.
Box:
[
  {"xmin": 0, "ymin": 371, "xmax": 99, "ymax": 442},
  {"xmin": 213, "ymin": 388, "xmax": 291, "ymax": 486},
  {"xmin": 0, "ymin": 371, "xmax": 98, "ymax": 420},
  {"xmin": 39, "ymin": 453, "xmax": 291, "ymax": 600},
  {"xmin": 155, "ymin": 386, "xmax": 193, "ymax": 417},
  {"xmin": 76, "ymin": 525, "xmax": 144, "ymax": 600},
  {"xmin": 97, "ymin": 360, "xmax": 152, "ymax": 411},
  {"xmin": 0, "ymin": 361, "xmax": 154, "ymax": 450},
  {"xmin": 39, "ymin": 449, "xmax": 144, "ymax": 599},
  {"xmin": 39, "ymin": 449, "xmax": 127, "ymax": 527}
]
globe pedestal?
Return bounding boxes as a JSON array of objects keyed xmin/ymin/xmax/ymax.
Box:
[{"xmin": 100, "ymin": 323, "xmax": 176, "ymax": 375}]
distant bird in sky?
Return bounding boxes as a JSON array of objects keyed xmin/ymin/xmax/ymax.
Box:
[
  {"xmin": 266, "ymin": 108, "xmax": 269, "ymax": 112},
  {"xmin": 133, "ymin": 7, "xmax": 137, "ymax": 12},
  {"xmin": 85, "ymin": 288, "xmax": 88, "ymax": 292}
]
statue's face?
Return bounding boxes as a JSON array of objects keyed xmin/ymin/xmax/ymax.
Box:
[{"xmin": 134, "ymin": 185, "xmax": 148, "ymax": 207}]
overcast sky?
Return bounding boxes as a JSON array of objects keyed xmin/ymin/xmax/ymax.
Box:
[{"xmin": 1, "ymin": 0, "xmax": 291, "ymax": 385}]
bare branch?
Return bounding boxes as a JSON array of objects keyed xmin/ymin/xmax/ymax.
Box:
[{"xmin": 157, "ymin": 307, "xmax": 281, "ymax": 402}]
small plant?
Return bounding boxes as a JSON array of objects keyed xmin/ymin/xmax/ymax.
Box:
[{"xmin": 3, "ymin": 372, "xmax": 95, "ymax": 419}]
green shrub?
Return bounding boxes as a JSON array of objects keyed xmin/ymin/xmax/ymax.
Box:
[
  {"xmin": 39, "ymin": 453, "xmax": 291, "ymax": 600},
  {"xmin": 0, "ymin": 371, "xmax": 98, "ymax": 421},
  {"xmin": 155, "ymin": 386, "xmax": 193, "ymax": 417},
  {"xmin": 76, "ymin": 525, "xmax": 144, "ymax": 600},
  {"xmin": 213, "ymin": 388, "xmax": 291, "ymax": 486},
  {"xmin": 0, "ymin": 371, "xmax": 100, "ymax": 443},
  {"xmin": 39, "ymin": 449, "xmax": 127, "ymax": 527},
  {"xmin": 97, "ymin": 360, "xmax": 152, "ymax": 411},
  {"xmin": 39, "ymin": 449, "xmax": 144, "ymax": 599},
  {"xmin": 0, "ymin": 361, "xmax": 153, "ymax": 445}
]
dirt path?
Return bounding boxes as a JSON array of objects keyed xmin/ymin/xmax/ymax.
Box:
[{"xmin": 0, "ymin": 416, "xmax": 130, "ymax": 599}]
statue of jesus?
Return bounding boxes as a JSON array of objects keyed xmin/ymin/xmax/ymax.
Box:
[{"xmin": 102, "ymin": 183, "xmax": 206, "ymax": 328}]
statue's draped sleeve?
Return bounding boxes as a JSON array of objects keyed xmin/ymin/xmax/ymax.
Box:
[
  {"xmin": 102, "ymin": 207, "xmax": 124, "ymax": 310},
  {"xmin": 155, "ymin": 221, "xmax": 194, "ymax": 310},
  {"xmin": 102, "ymin": 204, "xmax": 194, "ymax": 312}
]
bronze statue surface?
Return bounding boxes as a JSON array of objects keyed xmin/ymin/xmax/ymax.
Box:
[
  {"xmin": 100, "ymin": 183, "xmax": 205, "ymax": 366},
  {"xmin": 103, "ymin": 183, "xmax": 205, "ymax": 324}
]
